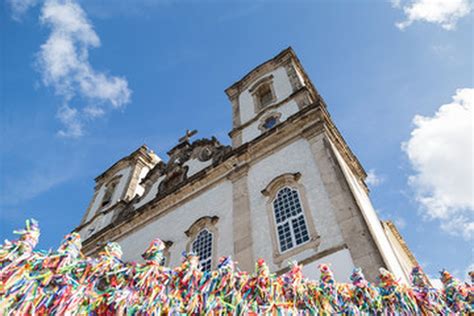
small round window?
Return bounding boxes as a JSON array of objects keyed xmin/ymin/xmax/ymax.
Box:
[{"xmin": 263, "ymin": 116, "xmax": 278, "ymax": 130}]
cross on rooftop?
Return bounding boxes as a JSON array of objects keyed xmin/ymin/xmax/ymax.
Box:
[{"xmin": 179, "ymin": 129, "xmax": 197, "ymax": 143}]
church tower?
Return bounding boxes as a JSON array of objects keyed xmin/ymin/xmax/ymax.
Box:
[
  {"xmin": 79, "ymin": 145, "xmax": 160, "ymax": 240},
  {"xmin": 75, "ymin": 48, "xmax": 417, "ymax": 283}
]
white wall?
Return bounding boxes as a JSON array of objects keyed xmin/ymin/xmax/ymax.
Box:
[
  {"xmin": 117, "ymin": 180, "xmax": 234, "ymax": 265},
  {"xmin": 247, "ymin": 139, "xmax": 347, "ymax": 272},
  {"xmin": 79, "ymin": 211, "xmax": 115, "ymax": 240},
  {"xmin": 133, "ymin": 176, "xmax": 164, "ymax": 209},
  {"xmin": 133, "ymin": 166, "xmax": 150, "ymax": 197},
  {"xmin": 184, "ymin": 159, "xmax": 213, "ymax": 177},
  {"xmin": 301, "ymin": 249, "xmax": 355, "ymax": 282}
]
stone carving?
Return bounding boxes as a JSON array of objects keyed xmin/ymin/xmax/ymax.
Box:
[
  {"xmin": 138, "ymin": 133, "xmax": 232, "ymax": 201},
  {"xmin": 158, "ymin": 163, "xmax": 189, "ymax": 195},
  {"xmin": 190, "ymin": 137, "xmax": 232, "ymax": 164}
]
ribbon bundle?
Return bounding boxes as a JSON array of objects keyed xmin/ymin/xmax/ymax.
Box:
[{"xmin": 1, "ymin": 219, "xmax": 472, "ymax": 315}]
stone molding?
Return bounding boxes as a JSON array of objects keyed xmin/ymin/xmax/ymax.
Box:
[
  {"xmin": 94, "ymin": 145, "xmax": 158, "ymax": 186},
  {"xmin": 275, "ymin": 244, "xmax": 348, "ymax": 276},
  {"xmin": 226, "ymin": 163, "xmax": 249, "ymax": 181},
  {"xmin": 382, "ymin": 221, "xmax": 419, "ymax": 267},
  {"xmin": 283, "ymin": 60, "xmax": 303, "ymax": 92},
  {"xmin": 231, "ymin": 97, "xmax": 241, "ymax": 129},
  {"xmin": 250, "ymin": 76, "xmax": 277, "ymax": 114},
  {"xmin": 226, "ymin": 47, "xmax": 295, "ymax": 98},
  {"xmin": 248, "ymin": 74, "xmax": 275, "ymax": 93},
  {"xmin": 184, "ymin": 216, "xmax": 219, "ymax": 237},
  {"xmin": 261, "ymin": 172, "xmax": 301, "ymax": 196},
  {"xmin": 305, "ymin": 134, "xmax": 385, "ymax": 281},
  {"xmin": 228, "ymin": 163, "xmax": 254, "ymax": 271},
  {"xmin": 257, "ymin": 111, "xmax": 282, "ymax": 133}
]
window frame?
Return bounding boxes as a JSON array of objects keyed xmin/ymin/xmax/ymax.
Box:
[
  {"xmin": 100, "ymin": 176, "xmax": 122, "ymax": 209},
  {"xmin": 261, "ymin": 173, "xmax": 320, "ymax": 265},
  {"xmin": 258, "ymin": 111, "xmax": 282, "ymax": 132},
  {"xmin": 257, "ymin": 84, "xmax": 274, "ymax": 107},
  {"xmin": 272, "ymin": 186, "xmax": 311, "ymax": 253},
  {"xmin": 249, "ymin": 74, "xmax": 277, "ymax": 113},
  {"xmin": 185, "ymin": 216, "xmax": 219, "ymax": 271},
  {"xmin": 190, "ymin": 228, "xmax": 214, "ymax": 272}
]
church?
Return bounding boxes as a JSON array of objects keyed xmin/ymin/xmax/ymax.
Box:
[{"xmin": 74, "ymin": 48, "xmax": 418, "ymax": 283}]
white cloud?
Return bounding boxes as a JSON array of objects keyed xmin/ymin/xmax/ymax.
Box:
[
  {"xmin": 7, "ymin": 0, "xmax": 39, "ymax": 20},
  {"xmin": 403, "ymin": 88, "xmax": 474, "ymax": 239},
  {"xmin": 394, "ymin": 0, "xmax": 472, "ymax": 30},
  {"xmin": 390, "ymin": 0, "xmax": 402, "ymax": 8},
  {"xmin": 56, "ymin": 105, "xmax": 83, "ymax": 138},
  {"xmin": 83, "ymin": 105, "xmax": 106, "ymax": 118},
  {"xmin": 365, "ymin": 169, "xmax": 384, "ymax": 188},
  {"xmin": 37, "ymin": 0, "xmax": 131, "ymax": 138}
]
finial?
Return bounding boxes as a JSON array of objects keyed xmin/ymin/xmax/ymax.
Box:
[{"xmin": 178, "ymin": 129, "xmax": 197, "ymax": 143}]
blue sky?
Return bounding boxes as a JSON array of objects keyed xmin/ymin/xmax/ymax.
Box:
[{"xmin": 1, "ymin": 0, "xmax": 472, "ymax": 280}]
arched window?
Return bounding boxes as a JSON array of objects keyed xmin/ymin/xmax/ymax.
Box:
[
  {"xmin": 249, "ymin": 75, "xmax": 276, "ymax": 112},
  {"xmin": 101, "ymin": 181, "xmax": 118, "ymax": 207},
  {"xmin": 273, "ymin": 187, "xmax": 310, "ymax": 252},
  {"xmin": 185, "ymin": 216, "xmax": 219, "ymax": 272},
  {"xmin": 256, "ymin": 84, "xmax": 273, "ymax": 108},
  {"xmin": 191, "ymin": 229, "xmax": 213, "ymax": 271},
  {"xmin": 262, "ymin": 173, "xmax": 320, "ymax": 264}
]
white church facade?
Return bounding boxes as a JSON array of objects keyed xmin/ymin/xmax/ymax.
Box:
[{"xmin": 74, "ymin": 48, "xmax": 418, "ymax": 283}]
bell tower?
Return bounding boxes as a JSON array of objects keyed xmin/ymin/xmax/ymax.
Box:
[
  {"xmin": 224, "ymin": 47, "xmax": 415, "ymax": 282},
  {"xmin": 225, "ymin": 48, "xmax": 317, "ymax": 147}
]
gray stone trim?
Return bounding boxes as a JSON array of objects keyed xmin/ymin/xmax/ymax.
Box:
[
  {"xmin": 303, "ymin": 131, "xmax": 385, "ymax": 282},
  {"xmin": 228, "ymin": 164, "xmax": 254, "ymax": 272},
  {"xmin": 283, "ymin": 60, "xmax": 303, "ymax": 92}
]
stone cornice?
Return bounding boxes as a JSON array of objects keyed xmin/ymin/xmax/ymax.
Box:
[
  {"xmin": 382, "ymin": 221, "xmax": 419, "ymax": 267},
  {"xmin": 319, "ymin": 107, "xmax": 368, "ymax": 189},
  {"xmin": 225, "ymin": 47, "xmax": 294, "ymax": 99},
  {"xmin": 224, "ymin": 47, "xmax": 323, "ymax": 111}
]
